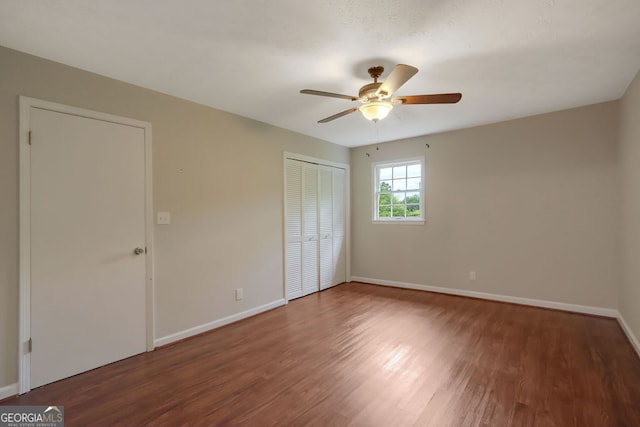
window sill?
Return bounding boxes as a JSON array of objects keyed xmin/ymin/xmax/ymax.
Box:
[{"xmin": 372, "ymin": 219, "xmax": 425, "ymax": 225}]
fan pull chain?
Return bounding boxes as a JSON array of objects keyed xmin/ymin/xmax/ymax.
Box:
[{"xmin": 366, "ymin": 121, "xmax": 382, "ymax": 158}]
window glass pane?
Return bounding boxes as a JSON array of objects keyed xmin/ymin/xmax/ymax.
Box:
[
  {"xmin": 405, "ymin": 192, "xmax": 420, "ymax": 204},
  {"xmin": 393, "ymin": 166, "xmax": 407, "ymax": 179},
  {"xmin": 391, "ymin": 205, "xmax": 406, "ymax": 217},
  {"xmin": 406, "ymin": 205, "xmax": 421, "ymax": 217},
  {"xmin": 378, "ymin": 193, "xmax": 391, "ymax": 205},
  {"xmin": 378, "ymin": 206, "xmax": 391, "ymax": 217},
  {"xmin": 407, "ymin": 164, "xmax": 421, "ymax": 178},
  {"xmin": 392, "ymin": 193, "xmax": 405, "ymax": 203},
  {"xmin": 392, "ymin": 179, "xmax": 406, "ymax": 191},
  {"xmin": 407, "ymin": 178, "xmax": 420, "ymax": 190},
  {"xmin": 379, "ymin": 167, "xmax": 392, "ymax": 180},
  {"xmin": 379, "ymin": 180, "xmax": 392, "ymax": 192}
]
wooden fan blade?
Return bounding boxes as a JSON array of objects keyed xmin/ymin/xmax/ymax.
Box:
[
  {"xmin": 300, "ymin": 89, "xmax": 358, "ymax": 101},
  {"xmin": 318, "ymin": 107, "xmax": 359, "ymax": 123},
  {"xmin": 394, "ymin": 93, "xmax": 462, "ymax": 104},
  {"xmin": 376, "ymin": 64, "xmax": 418, "ymax": 97}
]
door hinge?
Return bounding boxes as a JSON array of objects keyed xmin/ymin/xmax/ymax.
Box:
[
  {"xmin": 28, "ymin": 131, "xmax": 32, "ymax": 145},
  {"xmin": 28, "ymin": 338, "xmax": 32, "ymax": 353}
]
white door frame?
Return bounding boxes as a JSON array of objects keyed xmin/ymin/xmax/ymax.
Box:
[
  {"xmin": 282, "ymin": 152, "xmax": 351, "ymax": 302},
  {"xmin": 18, "ymin": 96, "xmax": 155, "ymax": 394}
]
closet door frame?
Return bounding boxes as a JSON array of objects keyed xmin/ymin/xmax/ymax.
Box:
[{"xmin": 283, "ymin": 152, "xmax": 350, "ymax": 302}]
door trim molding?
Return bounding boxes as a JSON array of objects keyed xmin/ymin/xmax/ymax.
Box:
[{"xmin": 18, "ymin": 96, "xmax": 154, "ymax": 394}]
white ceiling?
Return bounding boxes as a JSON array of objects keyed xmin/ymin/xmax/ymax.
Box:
[{"xmin": 1, "ymin": 1, "xmax": 639, "ymax": 147}]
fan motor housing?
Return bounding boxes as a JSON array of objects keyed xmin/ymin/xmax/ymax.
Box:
[{"xmin": 359, "ymin": 82, "xmax": 382, "ymax": 100}]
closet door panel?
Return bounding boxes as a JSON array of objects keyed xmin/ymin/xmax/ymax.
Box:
[
  {"xmin": 285, "ymin": 160, "xmax": 303, "ymax": 299},
  {"xmin": 319, "ymin": 238, "xmax": 333, "ymax": 291},
  {"xmin": 318, "ymin": 167, "xmax": 333, "ymax": 290},
  {"xmin": 285, "ymin": 158, "xmax": 347, "ymax": 298},
  {"xmin": 285, "ymin": 244, "xmax": 302, "ymax": 299},
  {"xmin": 301, "ymin": 240, "xmax": 318, "ymax": 295},
  {"xmin": 301, "ymin": 165, "xmax": 319, "ymax": 295},
  {"xmin": 302, "ymin": 165, "xmax": 318, "ymax": 239},
  {"xmin": 318, "ymin": 167, "xmax": 333, "ymax": 235}
]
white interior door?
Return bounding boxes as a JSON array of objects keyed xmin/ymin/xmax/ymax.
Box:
[
  {"xmin": 29, "ymin": 106, "xmax": 148, "ymax": 389},
  {"xmin": 301, "ymin": 164, "xmax": 319, "ymax": 296},
  {"xmin": 285, "ymin": 161, "xmax": 303, "ymax": 299},
  {"xmin": 318, "ymin": 166, "xmax": 333, "ymax": 290},
  {"xmin": 284, "ymin": 156, "xmax": 348, "ymax": 300}
]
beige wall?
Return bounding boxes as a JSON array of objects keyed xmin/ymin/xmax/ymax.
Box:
[
  {"xmin": 351, "ymin": 102, "xmax": 620, "ymax": 308},
  {"xmin": 0, "ymin": 46, "xmax": 349, "ymax": 388},
  {"xmin": 620, "ymin": 70, "xmax": 640, "ymax": 342}
]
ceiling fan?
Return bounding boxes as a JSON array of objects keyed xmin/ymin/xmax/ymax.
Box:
[{"xmin": 300, "ymin": 64, "xmax": 462, "ymax": 123}]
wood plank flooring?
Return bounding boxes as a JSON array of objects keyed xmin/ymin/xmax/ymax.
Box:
[{"xmin": 3, "ymin": 282, "xmax": 640, "ymax": 426}]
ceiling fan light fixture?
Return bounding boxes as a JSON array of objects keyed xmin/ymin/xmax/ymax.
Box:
[
  {"xmin": 359, "ymin": 101, "xmax": 393, "ymax": 122},
  {"xmin": 300, "ymin": 64, "xmax": 462, "ymax": 124}
]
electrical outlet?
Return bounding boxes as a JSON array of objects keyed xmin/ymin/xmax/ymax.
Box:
[
  {"xmin": 235, "ymin": 288, "xmax": 244, "ymax": 300},
  {"xmin": 469, "ymin": 271, "xmax": 476, "ymax": 281}
]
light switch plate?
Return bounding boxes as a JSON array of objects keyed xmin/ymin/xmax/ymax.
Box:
[{"xmin": 157, "ymin": 211, "xmax": 171, "ymax": 225}]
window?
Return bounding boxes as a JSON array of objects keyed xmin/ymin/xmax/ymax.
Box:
[{"xmin": 373, "ymin": 157, "xmax": 424, "ymax": 223}]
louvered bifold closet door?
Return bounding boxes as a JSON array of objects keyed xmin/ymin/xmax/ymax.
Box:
[
  {"xmin": 285, "ymin": 160, "xmax": 303, "ymax": 300},
  {"xmin": 301, "ymin": 164, "xmax": 319, "ymax": 296},
  {"xmin": 318, "ymin": 166, "xmax": 334, "ymax": 290},
  {"xmin": 332, "ymin": 168, "xmax": 347, "ymax": 285},
  {"xmin": 285, "ymin": 157, "xmax": 347, "ymax": 300}
]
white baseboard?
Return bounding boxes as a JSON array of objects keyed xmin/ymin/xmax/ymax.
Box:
[
  {"xmin": 154, "ymin": 299, "xmax": 286, "ymax": 347},
  {"xmin": 617, "ymin": 312, "xmax": 640, "ymax": 358},
  {"xmin": 0, "ymin": 383, "xmax": 18, "ymax": 401},
  {"xmin": 350, "ymin": 276, "xmax": 618, "ymax": 318}
]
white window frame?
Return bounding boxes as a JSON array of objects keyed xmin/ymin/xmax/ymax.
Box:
[{"xmin": 372, "ymin": 156, "xmax": 425, "ymax": 225}]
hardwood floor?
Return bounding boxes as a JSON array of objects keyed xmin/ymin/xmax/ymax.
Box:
[{"xmin": 4, "ymin": 282, "xmax": 640, "ymax": 426}]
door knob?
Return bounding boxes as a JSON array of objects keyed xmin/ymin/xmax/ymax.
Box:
[{"xmin": 134, "ymin": 247, "xmax": 145, "ymax": 255}]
